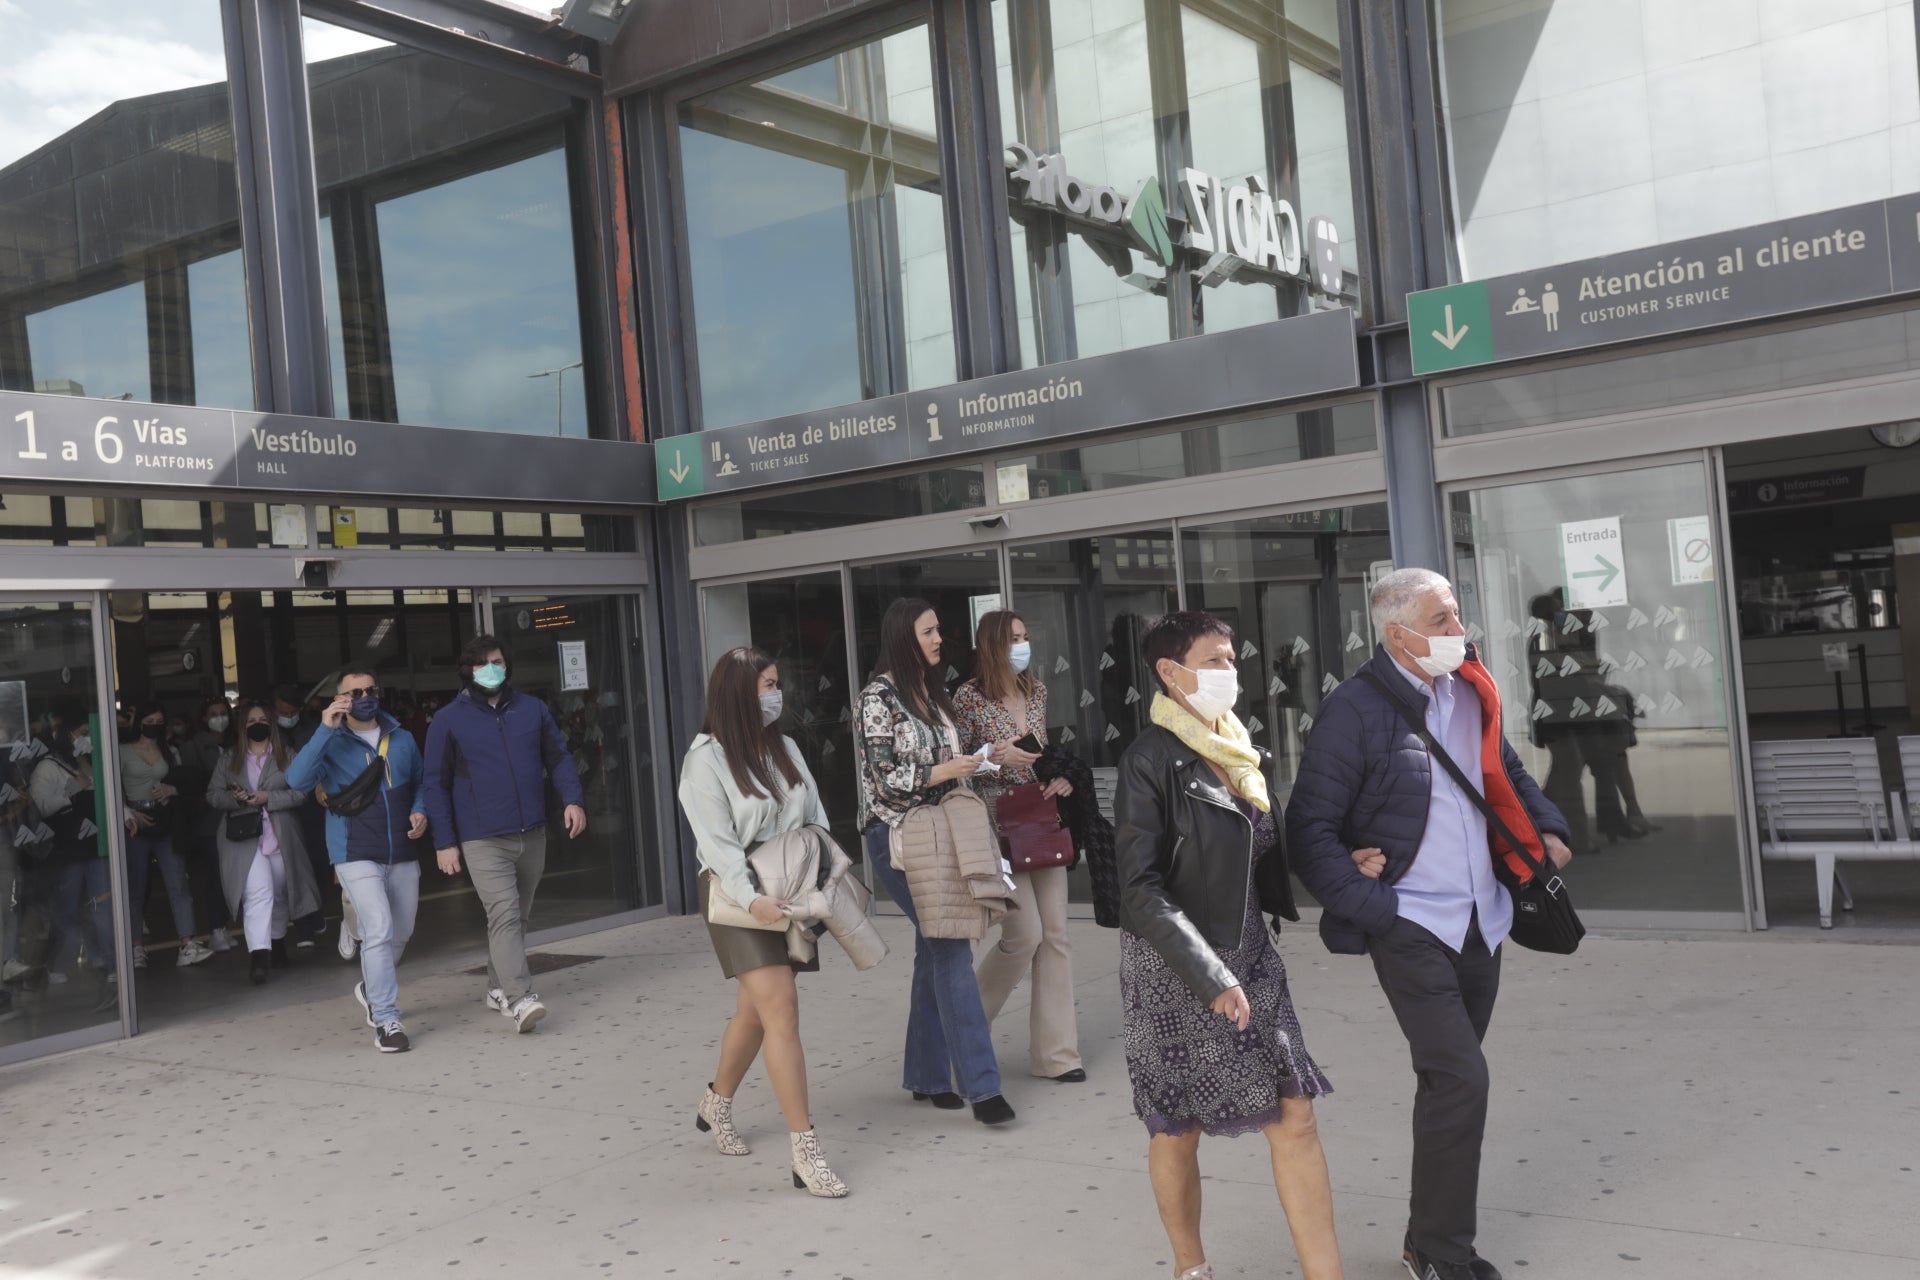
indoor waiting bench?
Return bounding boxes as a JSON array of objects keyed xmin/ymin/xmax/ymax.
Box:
[{"xmin": 1752, "ymin": 738, "xmax": 1920, "ymax": 928}]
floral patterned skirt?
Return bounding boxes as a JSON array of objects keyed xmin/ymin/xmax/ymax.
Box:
[{"xmin": 1120, "ymin": 874, "xmax": 1333, "ymax": 1138}]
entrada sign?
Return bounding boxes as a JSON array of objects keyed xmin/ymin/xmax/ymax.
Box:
[{"xmin": 1004, "ymin": 144, "xmax": 1345, "ymax": 299}]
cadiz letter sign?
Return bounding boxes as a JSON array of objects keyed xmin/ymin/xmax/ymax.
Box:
[{"xmin": 1004, "ymin": 143, "xmax": 1345, "ymax": 299}]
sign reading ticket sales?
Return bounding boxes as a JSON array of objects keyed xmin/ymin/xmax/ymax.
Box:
[{"xmin": 1560, "ymin": 517, "xmax": 1630, "ymax": 610}]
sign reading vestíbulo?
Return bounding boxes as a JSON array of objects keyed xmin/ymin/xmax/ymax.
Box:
[
  {"xmin": 656, "ymin": 307, "xmax": 1359, "ymax": 500},
  {"xmin": 1408, "ymin": 193, "xmax": 1920, "ymax": 375},
  {"xmin": 1, "ymin": 390, "xmax": 657, "ymax": 506}
]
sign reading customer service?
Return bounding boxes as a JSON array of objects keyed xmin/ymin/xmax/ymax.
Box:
[
  {"xmin": 1, "ymin": 389, "xmax": 657, "ymax": 505},
  {"xmin": 1408, "ymin": 193, "xmax": 1920, "ymax": 374},
  {"xmin": 657, "ymin": 307, "xmax": 1359, "ymax": 500}
]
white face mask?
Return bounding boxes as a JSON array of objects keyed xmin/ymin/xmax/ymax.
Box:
[
  {"xmin": 1401, "ymin": 627, "xmax": 1467, "ymax": 677},
  {"xmin": 759, "ymin": 690, "xmax": 784, "ymax": 727},
  {"xmin": 1173, "ymin": 662, "xmax": 1240, "ymax": 723},
  {"xmin": 277, "ymin": 714, "xmax": 300, "ymax": 729},
  {"xmin": 72, "ymin": 735, "xmax": 93, "ymax": 757},
  {"xmin": 1008, "ymin": 641, "xmax": 1032, "ymax": 674},
  {"xmin": 206, "ymin": 716, "xmax": 229, "ymax": 735}
]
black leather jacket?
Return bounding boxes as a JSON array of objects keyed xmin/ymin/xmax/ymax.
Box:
[{"xmin": 1114, "ymin": 725, "xmax": 1298, "ymax": 1002}]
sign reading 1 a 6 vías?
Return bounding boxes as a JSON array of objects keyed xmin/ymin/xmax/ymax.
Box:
[{"xmin": 1560, "ymin": 517, "xmax": 1629, "ymax": 609}]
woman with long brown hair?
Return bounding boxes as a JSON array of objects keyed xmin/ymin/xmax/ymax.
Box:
[
  {"xmin": 679, "ymin": 647, "xmax": 848, "ymax": 1198},
  {"xmin": 207, "ymin": 699, "xmax": 321, "ymax": 985},
  {"xmin": 856, "ymin": 597, "xmax": 1014, "ymax": 1126},
  {"xmin": 953, "ymin": 609, "xmax": 1083, "ymax": 1082}
]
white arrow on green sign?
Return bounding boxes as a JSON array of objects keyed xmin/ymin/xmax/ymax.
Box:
[{"xmin": 657, "ymin": 440, "xmax": 704, "ymax": 500}]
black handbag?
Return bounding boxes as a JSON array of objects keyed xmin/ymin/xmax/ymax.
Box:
[
  {"xmin": 1356, "ymin": 671, "xmax": 1585, "ymax": 955},
  {"xmin": 225, "ymin": 808, "xmax": 263, "ymax": 841}
]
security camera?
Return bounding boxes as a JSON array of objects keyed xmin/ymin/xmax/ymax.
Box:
[{"xmin": 965, "ymin": 512, "xmax": 1010, "ymax": 531}]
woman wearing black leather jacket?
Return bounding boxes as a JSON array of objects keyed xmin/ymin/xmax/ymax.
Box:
[{"xmin": 1114, "ymin": 610, "xmax": 1343, "ymax": 1280}]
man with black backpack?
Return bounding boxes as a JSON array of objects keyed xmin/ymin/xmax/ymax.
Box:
[
  {"xmin": 286, "ymin": 667, "xmax": 428, "ymax": 1054},
  {"xmin": 1287, "ymin": 568, "xmax": 1572, "ymax": 1280}
]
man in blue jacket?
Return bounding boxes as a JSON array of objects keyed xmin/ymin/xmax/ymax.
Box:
[
  {"xmin": 286, "ymin": 666, "xmax": 428, "ymax": 1054},
  {"xmin": 423, "ymin": 634, "xmax": 585, "ymax": 1035},
  {"xmin": 1286, "ymin": 568, "xmax": 1572, "ymax": 1280}
]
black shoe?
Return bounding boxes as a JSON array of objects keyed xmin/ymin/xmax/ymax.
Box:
[
  {"xmin": 0, "ymin": 989, "xmax": 17, "ymax": 1022},
  {"xmin": 1048, "ymin": 1068, "xmax": 1087, "ymax": 1083},
  {"xmin": 249, "ymin": 950, "xmax": 271, "ymax": 985},
  {"xmin": 1402, "ymin": 1235, "xmax": 1487, "ymax": 1280},
  {"xmin": 375, "ymin": 1021, "xmax": 410, "ymax": 1053},
  {"xmin": 912, "ymin": 1090, "xmax": 965, "ymax": 1110},
  {"xmin": 971, "ymin": 1095, "xmax": 1016, "ymax": 1126},
  {"xmin": 270, "ymin": 938, "xmax": 291, "ymax": 969}
]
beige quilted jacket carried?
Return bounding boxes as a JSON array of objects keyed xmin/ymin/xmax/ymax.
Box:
[{"xmin": 888, "ymin": 788, "xmax": 1017, "ymax": 940}]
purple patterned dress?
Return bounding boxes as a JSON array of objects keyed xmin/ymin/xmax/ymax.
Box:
[{"xmin": 1120, "ymin": 801, "xmax": 1333, "ymax": 1137}]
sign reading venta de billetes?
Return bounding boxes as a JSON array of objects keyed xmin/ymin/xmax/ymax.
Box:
[
  {"xmin": 2, "ymin": 389, "xmax": 656, "ymax": 505},
  {"xmin": 656, "ymin": 306, "xmax": 1360, "ymax": 500},
  {"xmin": 1408, "ymin": 193, "xmax": 1920, "ymax": 375}
]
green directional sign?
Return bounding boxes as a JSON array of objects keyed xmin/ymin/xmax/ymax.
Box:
[
  {"xmin": 657, "ymin": 438, "xmax": 705, "ymax": 500},
  {"xmin": 1407, "ymin": 281, "xmax": 1493, "ymax": 373}
]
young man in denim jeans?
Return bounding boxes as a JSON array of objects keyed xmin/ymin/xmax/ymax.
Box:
[
  {"xmin": 423, "ymin": 635, "xmax": 585, "ymax": 1035},
  {"xmin": 287, "ymin": 666, "xmax": 428, "ymax": 1053}
]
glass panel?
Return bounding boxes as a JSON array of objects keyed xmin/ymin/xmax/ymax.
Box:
[
  {"xmin": 1450, "ymin": 464, "xmax": 1744, "ymax": 913},
  {"xmin": 701, "ymin": 573, "xmax": 861, "ymax": 862},
  {"xmin": 303, "ymin": 20, "xmax": 593, "ymax": 436},
  {"xmin": 1442, "ymin": 306, "xmax": 1920, "ymax": 437},
  {"xmin": 0, "ymin": 3, "xmax": 252, "ymax": 409},
  {"xmin": 679, "ymin": 26, "xmax": 955, "ymax": 429},
  {"xmin": 994, "ymin": 0, "xmax": 1359, "ymax": 366},
  {"xmin": 692, "ymin": 465, "xmax": 988, "ymax": 545},
  {"xmin": 495, "ymin": 595, "xmax": 660, "ymax": 913},
  {"xmin": 997, "ymin": 401, "xmax": 1375, "ymax": 498},
  {"xmin": 0, "ymin": 498, "xmax": 275, "ymax": 550},
  {"xmin": 1010, "ymin": 527, "xmax": 1179, "ymax": 903},
  {"xmin": 1181, "ymin": 504, "xmax": 1393, "ymax": 814},
  {"xmin": 1435, "ymin": 0, "xmax": 1920, "ymax": 279},
  {"xmin": 315, "ymin": 506, "xmax": 625, "ymax": 552},
  {"xmin": 1, "ymin": 600, "xmax": 117, "ymax": 1051}
]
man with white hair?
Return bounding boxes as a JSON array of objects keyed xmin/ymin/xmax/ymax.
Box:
[{"xmin": 1286, "ymin": 566, "xmax": 1572, "ymax": 1280}]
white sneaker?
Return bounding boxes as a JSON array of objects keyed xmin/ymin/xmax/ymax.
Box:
[
  {"xmin": 2, "ymin": 959, "xmax": 32, "ymax": 982},
  {"xmin": 336, "ymin": 926, "xmax": 357, "ymax": 961},
  {"xmin": 133, "ymin": 946, "xmax": 148, "ymax": 970},
  {"xmin": 209, "ymin": 927, "xmax": 235, "ymax": 953},
  {"xmin": 511, "ymin": 994, "xmax": 547, "ymax": 1034},
  {"xmin": 485, "ymin": 988, "xmax": 514, "ymax": 1017},
  {"xmin": 46, "ymin": 970, "xmax": 69, "ymax": 985},
  {"xmin": 176, "ymin": 940, "xmax": 213, "ymax": 967},
  {"xmin": 352, "ymin": 980, "xmax": 375, "ymax": 1028}
]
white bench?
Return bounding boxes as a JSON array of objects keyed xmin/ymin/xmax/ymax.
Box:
[{"xmin": 1752, "ymin": 738, "xmax": 1918, "ymax": 927}]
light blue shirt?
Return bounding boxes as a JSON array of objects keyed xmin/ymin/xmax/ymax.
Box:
[{"xmin": 1392, "ymin": 659, "xmax": 1513, "ymax": 953}]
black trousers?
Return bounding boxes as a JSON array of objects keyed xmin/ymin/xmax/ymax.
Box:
[{"xmin": 1369, "ymin": 914, "xmax": 1503, "ymax": 1263}]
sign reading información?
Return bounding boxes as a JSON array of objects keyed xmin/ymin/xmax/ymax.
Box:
[
  {"xmin": 656, "ymin": 307, "xmax": 1360, "ymax": 500},
  {"xmin": 0, "ymin": 390, "xmax": 656, "ymax": 506},
  {"xmin": 1407, "ymin": 194, "xmax": 1920, "ymax": 375}
]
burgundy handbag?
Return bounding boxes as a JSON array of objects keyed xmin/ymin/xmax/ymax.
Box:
[{"xmin": 993, "ymin": 783, "xmax": 1076, "ymax": 871}]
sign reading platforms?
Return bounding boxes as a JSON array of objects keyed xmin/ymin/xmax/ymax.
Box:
[
  {"xmin": 659, "ymin": 307, "xmax": 1360, "ymax": 500},
  {"xmin": 1409, "ymin": 194, "xmax": 1920, "ymax": 375}
]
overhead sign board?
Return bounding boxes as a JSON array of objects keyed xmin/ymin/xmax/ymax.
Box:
[
  {"xmin": 1560, "ymin": 516, "xmax": 1629, "ymax": 610},
  {"xmin": 1409, "ymin": 194, "xmax": 1920, "ymax": 375},
  {"xmin": 657, "ymin": 306, "xmax": 1359, "ymax": 500},
  {"xmin": 1, "ymin": 390, "xmax": 657, "ymax": 506},
  {"xmin": 1727, "ymin": 467, "xmax": 1866, "ymax": 512}
]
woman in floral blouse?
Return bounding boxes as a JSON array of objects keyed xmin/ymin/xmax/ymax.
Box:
[
  {"xmin": 856, "ymin": 597, "xmax": 1014, "ymax": 1126},
  {"xmin": 953, "ymin": 610, "xmax": 1083, "ymax": 1083}
]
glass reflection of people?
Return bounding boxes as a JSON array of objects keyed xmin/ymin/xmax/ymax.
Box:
[
  {"xmin": 121, "ymin": 703, "xmax": 212, "ymax": 968},
  {"xmin": 954, "ymin": 610, "xmax": 1084, "ymax": 1084},
  {"xmin": 679, "ymin": 647, "xmax": 848, "ymax": 1198},
  {"xmin": 30, "ymin": 703, "xmax": 119, "ymax": 1014},
  {"xmin": 1526, "ymin": 591, "xmax": 1626, "ymax": 855}
]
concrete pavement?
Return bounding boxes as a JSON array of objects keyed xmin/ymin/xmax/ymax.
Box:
[{"xmin": 1, "ymin": 915, "xmax": 1915, "ymax": 1279}]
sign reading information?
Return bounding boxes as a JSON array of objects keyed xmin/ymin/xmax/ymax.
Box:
[
  {"xmin": 1, "ymin": 390, "xmax": 656, "ymax": 506},
  {"xmin": 658, "ymin": 307, "xmax": 1359, "ymax": 500},
  {"xmin": 1409, "ymin": 194, "xmax": 1920, "ymax": 374}
]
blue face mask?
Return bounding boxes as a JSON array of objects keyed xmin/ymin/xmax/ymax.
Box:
[
  {"xmin": 471, "ymin": 661, "xmax": 507, "ymax": 691},
  {"xmin": 1008, "ymin": 641, "xmax": 1032, "ymax": 674},
  {"xmin": 349, "ymin": 694, "xmax": 381, "ymax": 721}
]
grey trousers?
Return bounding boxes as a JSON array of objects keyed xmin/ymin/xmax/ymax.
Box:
[{"xmin": 464, "ymin": 828, "xmax": 547, "ymax": 999}]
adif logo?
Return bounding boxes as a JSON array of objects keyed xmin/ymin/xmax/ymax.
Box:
[{"xmin": 1006, "ymin": 144, "xmax": 1172, "ymax": 266}]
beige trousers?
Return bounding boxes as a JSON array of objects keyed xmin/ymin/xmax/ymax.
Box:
[{"xmin": 974, "ymin": 864, "xmax": 1081, "ymax": 1076}]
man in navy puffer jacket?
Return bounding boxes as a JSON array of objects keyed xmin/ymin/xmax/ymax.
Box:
[
  {"xmin": 1287, "ymin": 568, "xmax": 1571, "ymax": 1280},
  {"xmin": 423, "ymin": 634, "xmax": 585, "ymax": 1034}
]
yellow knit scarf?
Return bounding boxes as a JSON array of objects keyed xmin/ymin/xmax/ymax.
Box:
[{"xmin": 1149, "ymin": 692, "xmax": 1270, "ymax": 813}]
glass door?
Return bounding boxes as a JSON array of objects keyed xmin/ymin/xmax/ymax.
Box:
[
  {"xmin": 1449, "ymin": 460, "xmax": 1749, "ymax": 921},
  {"xmin": 2, "ymin": 597, "xmax": 121, "ymax": 1060}
]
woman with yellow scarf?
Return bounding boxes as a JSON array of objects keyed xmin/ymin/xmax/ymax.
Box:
[{"xmin": 1113, "ymin": 611, "xmax": 1344, "ymax": 1280}]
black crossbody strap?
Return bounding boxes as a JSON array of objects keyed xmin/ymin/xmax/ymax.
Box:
[{"xmin": 1354, "ymin": 669, "xmax": 1551, "ymax": 885}]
